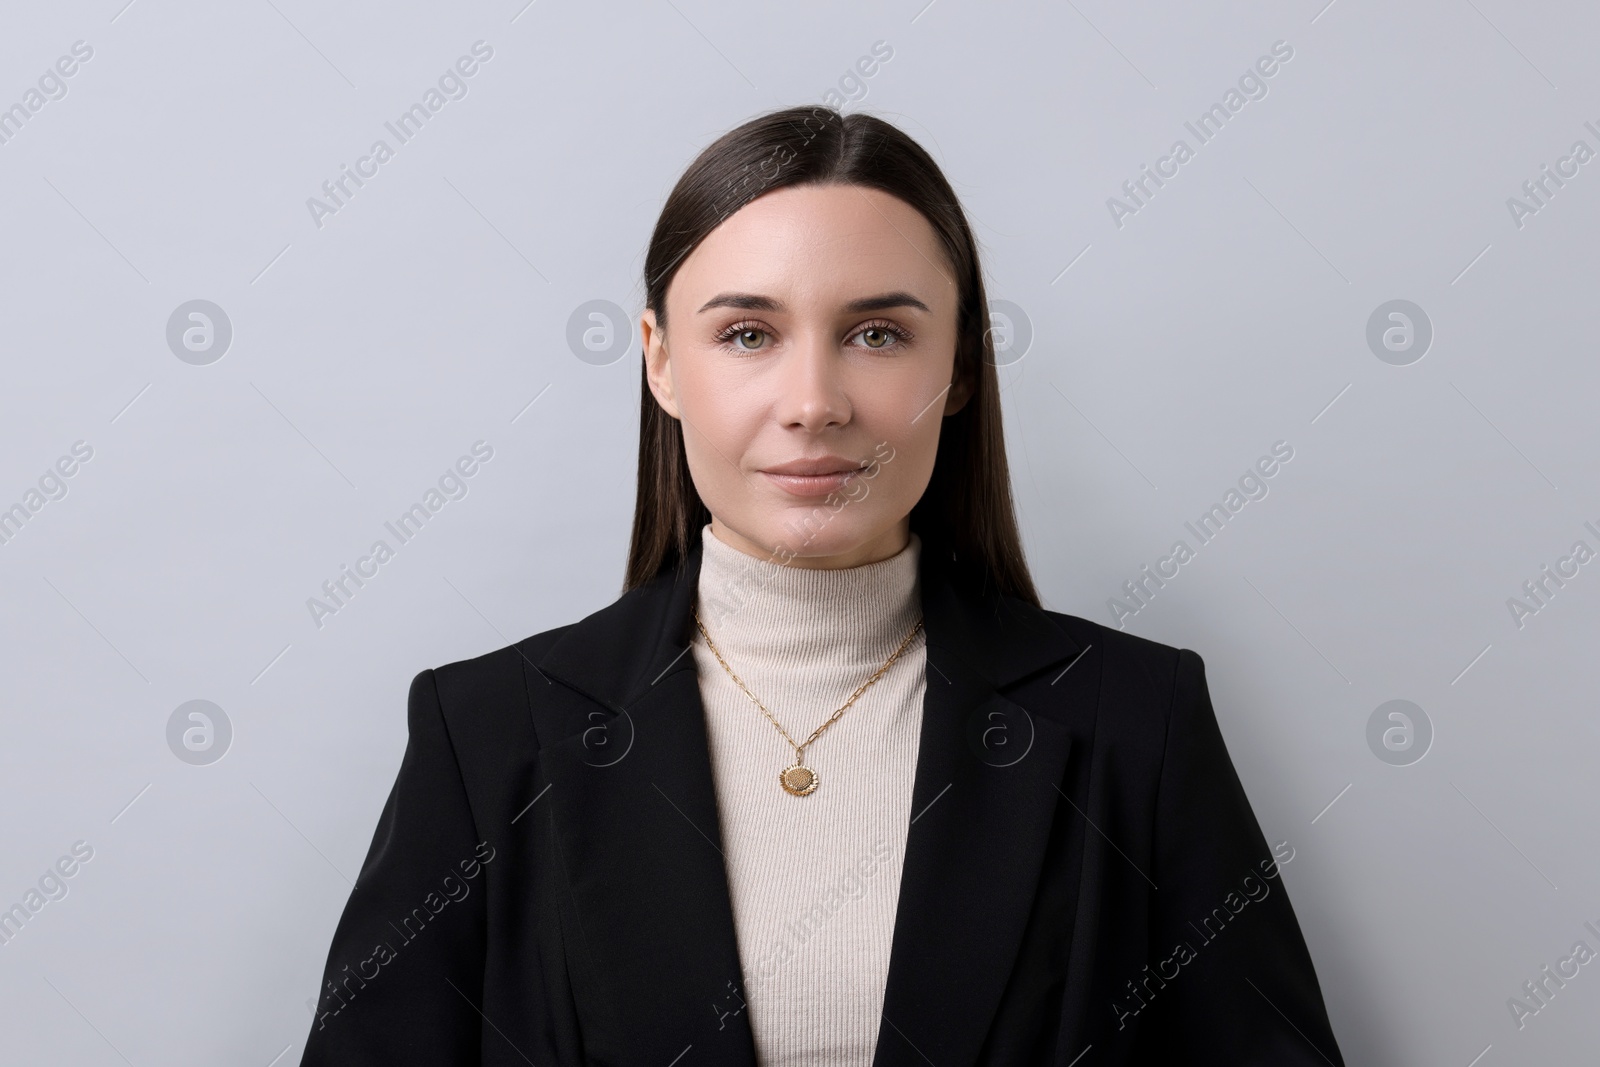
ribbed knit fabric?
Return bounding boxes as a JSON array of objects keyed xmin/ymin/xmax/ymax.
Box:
[{"xmin": 691, "ymin": 522, "xmax": 927, "ymax": 1067}]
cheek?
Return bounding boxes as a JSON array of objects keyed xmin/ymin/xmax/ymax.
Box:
[
  {"xmin": 891, "ymin": 419, "xmax": 944, "ymax": 501},
  {"xmin": 851, "ymin": 364, "xmax": 954, "ymax": 491},
  {"xmin": 675, "ymin": 370, "xmax": 761, "ymax": 488},
  {"xmin": 873, "ymin": 379, "xmax": 946, "ymax": 459},
  {"xmin": 854, "ymin": 411, "xmax": 940, "ymax": 511}
]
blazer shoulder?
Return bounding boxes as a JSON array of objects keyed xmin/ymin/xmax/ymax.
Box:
[
  {"xmin": 1040, "ymin": 608, "xmax": 1193, "ymax": 674},
  {"xmin": 1037, "ymin": 609, "xmax": 1202, "ymax": 744},
  {"xmin": 429, "ymin": 621, "xmax": 573, "ymax": 688},
  {"xmin": 420, "ymin": 622, "xmax": 577, "ymax": 749}
]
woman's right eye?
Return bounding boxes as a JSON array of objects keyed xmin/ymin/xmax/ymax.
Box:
[{"xmin": 716, "ymin": 324, "xmax": 771, "ymax": 352}]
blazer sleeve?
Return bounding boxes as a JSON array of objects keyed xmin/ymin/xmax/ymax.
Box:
[
  {"xmin": 1144, "ymin": 648, "xmax": 1344, "ymax": 1065},
  {"xmin": 299, "ymin": 668, "xmax": 489, "ymax": 1065}
]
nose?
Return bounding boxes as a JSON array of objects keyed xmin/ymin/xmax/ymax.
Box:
[{"xmin": 774, "ymin": 331, "xmax": 852, "ymax": 432}]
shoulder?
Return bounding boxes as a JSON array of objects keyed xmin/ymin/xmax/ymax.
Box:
[
  {"xmin": 428, "ymin": 622, "xmax": 572, "ymax": 693},
  {"xmin": 1040, "ymin": 607, "xmax": 1198, "ymax": 693},
  {"xmin": 411, "ymin": 621, "xmax": 577, "ymax": 751},
  {"xmin": 1033, "ymin": 607, "xmax": 1210, "ymax": 752},
  {"xmin": 412, "ymin": 566, "xmax": 681, "ymax": 754}
]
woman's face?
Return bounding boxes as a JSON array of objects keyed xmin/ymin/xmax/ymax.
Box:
[{"xmin": 640, "ymin": 182, "xmax": 970, "ymax": 569}]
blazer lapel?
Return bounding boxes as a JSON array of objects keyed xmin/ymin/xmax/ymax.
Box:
[
  {"xmin": 535, "ymin": 544, "xmax": 759, "ymax": 1066},
  {"xmin": 870, "ymin": 548, "xmax": 1083, "ymax": 1066}
]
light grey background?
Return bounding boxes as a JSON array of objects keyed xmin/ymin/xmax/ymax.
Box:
[{"xmin": 2, "ymin": 1, "xmax": 1596, "ymax": 1063}]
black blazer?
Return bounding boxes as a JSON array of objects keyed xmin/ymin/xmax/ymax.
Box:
[{"xmin": 299, "ymin": 538, "xmax": 1344, "ymax": 1066}]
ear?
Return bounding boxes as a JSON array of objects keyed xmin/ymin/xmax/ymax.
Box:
[
  {"xmin": 942, "ymin": 354, "xmax": 975, "ymax": 417},
  {"xmin": 639, "ymin": 307, "xmax": 682, "ymax": 420}
]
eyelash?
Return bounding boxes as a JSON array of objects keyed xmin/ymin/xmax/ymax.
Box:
[{"xmin": 712, "ymin": 319, "xmax": 914, "ymax": 353}]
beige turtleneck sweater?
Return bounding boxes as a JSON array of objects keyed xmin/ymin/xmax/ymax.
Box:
[{"xmin": 691, "ymin": 522, "xmax": 927, "ymax": 1066}]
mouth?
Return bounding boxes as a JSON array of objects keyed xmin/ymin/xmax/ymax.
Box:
[{"xmin": 759, "ymin": 457, "xmax": 869, "ymax": 498}]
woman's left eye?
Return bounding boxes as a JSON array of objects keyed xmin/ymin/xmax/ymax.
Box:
[{"xmin": 853, "ymin": 322, "xmax": 910, "ymax": 349}]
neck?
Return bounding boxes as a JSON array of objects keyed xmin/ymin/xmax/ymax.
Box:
[{"xmin": 694, "ymin": 522, "xmax": 922, "ymax": 664}]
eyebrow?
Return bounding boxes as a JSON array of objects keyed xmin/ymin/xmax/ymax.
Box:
[{"xmin": 695, "ymin": 291, "xmax": 931, "ymax": 315}]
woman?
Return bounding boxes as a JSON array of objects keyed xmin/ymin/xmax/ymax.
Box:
[{"xmin": 299, "ymin": 106, "xmax": 1344, "ymax": 1066}]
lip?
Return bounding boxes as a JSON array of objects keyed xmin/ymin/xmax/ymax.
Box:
[{"xmin": 759, "ymin": 455, "xmax": 868, "ymax": 497}]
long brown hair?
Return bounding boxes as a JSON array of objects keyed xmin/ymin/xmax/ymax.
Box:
[{"xmin": 624, "ymin": 105, "xmax": 1039, "ymax": 607}]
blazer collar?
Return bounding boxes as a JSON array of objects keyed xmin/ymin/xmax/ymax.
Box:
[
  {"xmin": 535, "ymin": 533, "xmax": 1084, "ymax": 1066},
  {"xmin": 538, "ymin": 534, "xmax": 1080, "ymax": 711}
]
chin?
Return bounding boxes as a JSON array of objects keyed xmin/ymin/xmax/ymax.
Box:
[{"xmin": 762, "ymin": 508, "xmax": 893, "ymax": 562}]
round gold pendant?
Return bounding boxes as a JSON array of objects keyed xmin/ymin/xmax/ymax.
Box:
[{"xmin": 779, "ymin": 764, "xmax": 818, "ymax": 796}]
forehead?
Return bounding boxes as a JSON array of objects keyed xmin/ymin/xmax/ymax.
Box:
[{"xmin": 668, "ymin": 183, "xmax": 954, "ymax": 310}]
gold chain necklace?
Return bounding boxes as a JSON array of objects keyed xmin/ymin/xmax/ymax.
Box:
[{"xmin": 692, "ymin": 608, "xmax": 924, "ymax": 797}]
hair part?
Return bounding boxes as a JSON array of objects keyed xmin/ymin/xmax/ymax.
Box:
[{"xmin": 624, "ymin": 105, "xmax": 1038, "ymax": 607}]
